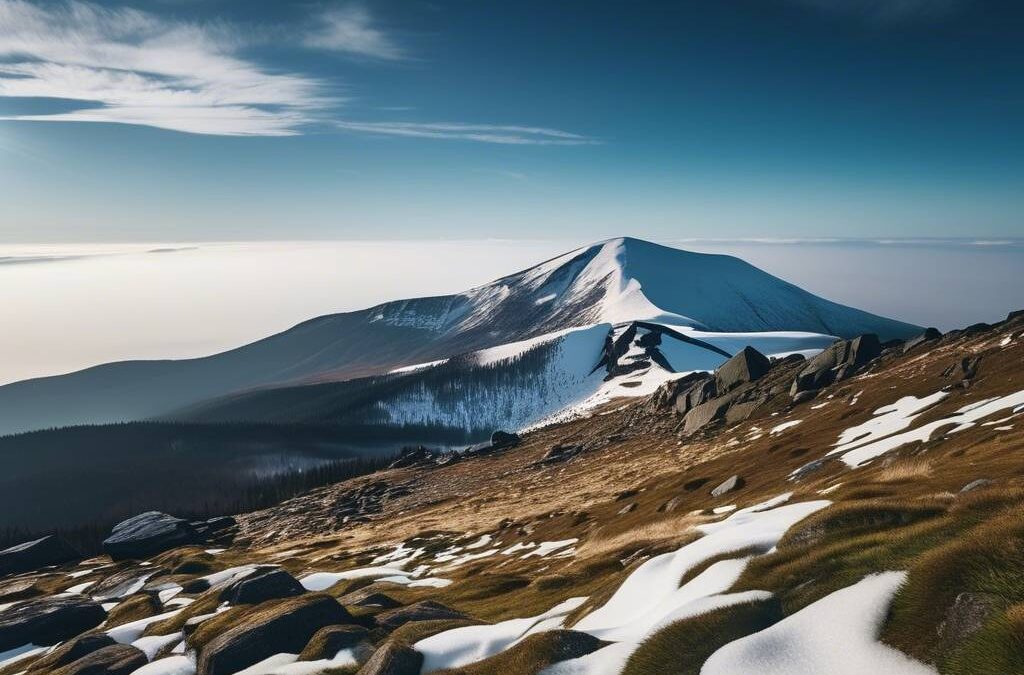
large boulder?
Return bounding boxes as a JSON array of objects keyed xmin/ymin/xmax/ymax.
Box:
[
  {"xmin": 103, "ymin": 512, "xmax": 199, "ymax": 561},
  {"xmin": 903, "ymin": 327, "xmax": 942, "ymax": 353},
  {"xmin": 710, "ymin": 475, "xmax": 745, "ymax": 498},
  {"xmin": 0, "ymin": 536, "xmax": 80, "ymax": 577},
  {"xmin": 672, "ymin": 374, "xmax": 716, "ymax": 415},
  {"xmin": 299, "ymin": 624, "xmax": 372, "ymax": 661},
  {"xmin": 196, "ymin": 593, "xmax": 354, "ymax": 675},
  {"xmin": 25, "ymin": 633, "xmax": 116, "ymax": 673},
  {"xmin": 356, "ymin": 641, "xmax": 423, "ymax": 675},
  {"xmin": 0, "ymin": 595, "xmax": 107, "ymax": 651},
  {"xmin": 791, "ymin": 334, "xmax": 881, "ymax": 396},
  {"xmin": 218, "ymin": 567, "xmax": 305, "ymax": 605},
  {"xmin": 715, "ymin": 346, "xmax": 771, "ymax": 394},
  {"xmin": 682, "ymin": 395, "xmax": 735, "ymax": 435},
  {"xmin": 50, "ymin": 644, "xmax": 148, "ymax": 675},
  {"xmin": 91, "ymin": 568, "xmax": 164, "ymax": 602},
  {"xmin": 375, "ymin": 601, "xmax": 471, "ymax": 632}
]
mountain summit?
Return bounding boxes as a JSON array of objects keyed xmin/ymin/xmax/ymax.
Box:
[{"xmin": 0, "ymin": 238, "xmax": 919, "ymax": 435}]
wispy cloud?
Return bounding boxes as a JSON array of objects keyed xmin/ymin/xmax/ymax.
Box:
[
  {"xmin": 334, "ymin": 121, "xmax": 600, "ymax": 145},
  {"xmin": 790, "ymin": 0, "xmax": 965, "ymax": 21},
  {"xmin": 304, "ymin": 4, "xmax": 404, "ymax": 60},
  {"xmin": 0, "ymin": 0, "xmax": 331, "ymax": 135}
]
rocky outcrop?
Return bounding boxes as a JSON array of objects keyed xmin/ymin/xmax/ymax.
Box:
[
  {"xmin": 24, "ymin": 633, "xmax": 116, "ymax": 673},
  {"xmin": 715, "ymin": 346, "xmax": 771, "ymax": 394},
  {"xmin": 790, "ymin": 334, "xmax": 881, "ymax": 397},
  {"xmin": 710, "ymin": 475, "xmax": 745, "ymax": 497},
  {"xmin": 464, "ymin": 430, "xmax": 521, "ymax": 457},
  {"xmin": 389, "ymin": 446, "xmax": 433, "ymax": 469},
  {"xmin": 219, "ymin": 567, "xmax": 305, "ymax": 605},
  {"xmin": 375, "ymin": 600, "xmax": 471, "ymax": 632},
  {"xmin": 197, "ymin": 593, "xmax": 354, "ymax": 675},
  {"xmin": 0, "ymin": 535, "xmax": 80, "ymax": 578},
  {"xmin": 903, "ymin": 327, "xmax": 942, "ymax": 353},
  {"xmin": 103, "ymin": 511, "xmax": 199, "ymax": 561},
  {"xmin": 50, "ymin": 644, "xmax": 147, "ymax": 675},
  {"xmin": 356, "ymin": 641, "xmax": 423, "ymax": 675},
  {"xmin": 0, "ymin": 595, "xmax": 107, "ymax": 651},
  {"xmin": 299, "ymin": 624, "xmax": 373, "ymax": 661}
]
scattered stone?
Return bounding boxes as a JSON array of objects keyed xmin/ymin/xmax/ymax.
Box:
[
  {"xmin": 710, "ymin": 475, "xmax": 745, "ymax": 497},
  {"xmin": 0, "ymin": 535, "xmax": 80, "ymax": 578},
  {"xmin": 657, "ymin": 496, "xmax": 683, "ymax": 513},
  {"xmin": 375, "ymin": 601, "xmax": 470, "ymax": 632},
  {"xmin": 791, "ymin": 389, "xmax": 819, "ymax": 405},
  {"xmin": 356, "ymin": 641, "xmax": 423, "ymax": 675},
  {"xmin": 937, "ymin": 592, "xmax": 1003, "ymax": 645},
  {"xmin": 716, "ymin": 346, "xmax": 772, "ymax": 394},
  {"xmin": 299, "ymin": 624, "xmax": 372, "ymax": 661},
  {"xmin": 103, "ymin": 511, "xmax": 199, "ymax": 561},
  {"xmin": 197, "ymin": 593, "xmax": 354, "ymax": 675},
  {"xmin": 0, "ymin": 595, "xmax": 107, "ymax": 651},
  {"xmin": 617, "ymin": 503, "xmax": 638, "ymax": 515},
  {"xmin": 219, "ymin": 567, "xmax": 305, "ymax": 605},
  {"xmin": 25, "ymin": 633, "xmax": 116, "ymax": 673},
  {"xmin": 50, "ymin": 644, "xmax": 147, "ymax": 675},
  {"xmin": 790, "ymin": 459, "xmax": 828, "ymax": 481},
  {"xmin": 960, "ymin": 479, "xmax": 992, "ymax": 493}
]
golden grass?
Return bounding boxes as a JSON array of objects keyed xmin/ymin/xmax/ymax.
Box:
[
  {"xmin": 876, "ymin": 458, "xmax": 933, "ymax": 482},
  {"xmin": 575, "ymin": 513, "xmax": 705, "ymax": 562}
]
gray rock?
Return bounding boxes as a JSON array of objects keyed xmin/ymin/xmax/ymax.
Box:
[
  {"xmin": 960, "ymin": 479, "xmax": 992, "ymax": 493},
  {"xmin": 0, "ymin": 535, "xmax": 80, "ymax": 578},
  {"xmin": 299, "ymin": 625, "xmax": 372, "ymax": 661},
  {"xmin": 0, "ymin": 595, "xmax": 107, "ymax": 651},
  {"xmin": 197, "ymin": 593, "xmax": 354, "ymax": 675},
  {"xmin": 356, "ymin": 641, "xmax": 423, "ymax": 675},
  {"xmin": 683, "ymin": 395, "xmax": 734, "ymax": 435},
  {"xmin": 710, "ymin": 475, "xmax": 745, "ymax": 497},
  {"xmin": 715, "ymin": 346, "xmax": 771, "ymax": 394},
  {"xmin": 51, "ymin": 644, "xmax": 147, "ymax": 675},
  {"xmin": 219, "ymin": 567, "xmax": 305, "ymax": 605},
  {"xmin": 102, "ymin": 511, "xmax": 198, "ymax": 561},
  {"xmin": 903, "ymin": 327, "xmax": 942, "ymax": 354},
  {"xmin": 790, "ymin": 459, "xmax": 828, "ymax": 481},
  {"xmin": 937, "ymin": 592, "xmax": 1003, "ymax": 645},
  {"xmin": 375, "ymin": 601, "xmax": 471, "ymax": 632},
  {"xmin": 91, "ymin": 568, "xmax": 165, "ymax": 602},
  {"xmin": 791, "ymin": 389, "xmax": 819, "ymax": 405},
  {"xmin": 791, "ymin": 334, "xmax": 881, "ymax": 395},
  {"xmin": 23, "ymin": 633, "xmax": 115, "ymax": 672}
]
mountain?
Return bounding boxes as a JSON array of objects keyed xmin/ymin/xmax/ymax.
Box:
[{"xmin": 0, "ymin": 237, "xmax": 921, "ymax": 436}]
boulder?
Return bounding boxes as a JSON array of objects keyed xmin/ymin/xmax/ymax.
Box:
[
  {"xmin": 50, "ymin": 644, "xmax": 147, "ymax": 675},
  {"xmin": 91, "ymin": 568, "xmax": 164, "ymax": 602},
  {"xmin": 791, "ymin": 389, "xmax": 818, "ymax": 405},
  {"xmin": 388, "ymin": 446, "xmax": 432, "ymax": 469},
  {"xmin": 960, "ymin": 479, "xmax": 992, "ymax": 493},
  {"xmin": 0, "ymin": 536, "xmax": 80, "ymax": 577},
  {"xmin": 490, "ymin": 430, "xmax": 520, "ymax": 448},
  {"xmin": 791, "ymin": 334, "xmax": 881, "ymax": 395},
  {"xmin": 903, "ymin": 327, "xmax": 942, "ymax": 353},
  {"xmin": 683, "ymin": 395, "xmax": 734, "ymax": 435},
  {"xmin": 673, "ymin": 375, "xmax": 717, "ymax": 415},
  {"xmin": 196, "ymin": 593, "xmax": 353, "ymax": 675},
  {"xmin": 356, "ymin": 641, "xmax": 423, "ymax": 675},
  {"xmin": 25, "ymin": 633, "xmax": 116, "ymax": 673},
  {"xmin": 0, "ymin": 577, "xmax": 40, "ymax": 602},
  {"xmin": 375, "ymin": 601, "xmax": 470, "ymax": 632},
  {"xmin": 0, "ymin": 595, "xmax": 107, "ymax": 651},
  {"xmin": 102, "ymin": 512, "xmax": 198, "ymax": 561},
  {"xmin": 710, "ymin": 475, "xmax": 745, "ymax": 497},
  {"xmin": 219, "ymin": 567, "xmax": 305, "ymax": 605},
  {"xmin": 790, "ymin": 459, "xmax": 828, "ymax": 481},
  {"xmin": 715, "ymin": 346, "xmax": 771, "ymax": 394},
  {"xmin": 299, "ymin": 624, "xmax": 372, "ymax": 661}
]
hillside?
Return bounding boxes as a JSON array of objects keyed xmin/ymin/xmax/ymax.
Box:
[
  {"xmin": 1, "ymin": 311, "xmax": 1019, "ymax": 675},
  {"xmin": 0, "ymin": 238, "xmax": 920, "ymax": 435}
]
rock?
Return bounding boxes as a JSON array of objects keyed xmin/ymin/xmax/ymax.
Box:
[
  {"xmin": 1006, "ymin": 309, "xmax": 1024, "ymax": 323},
  {"xmin": 963, "ymin": 322, "xmax": 991, "ymax": 336},
  {"xmin": 197, "ymin": 593, "xmax": 354, "ymax": 675},
  {"xmin": 375, "ymin": 601, "xmax": 470, "ymax": 632},
  {"xmin": 219, "ymin": 567, "xmax": 305, "ymax": 605},
  {"xmin": 106, "ymin": 593, "xmax": 161, "ymax": 626},
  {"xmin": 791, "ymin": 334, "xmax": 881, "ymax": 395},
  {"xmin": 102, "ymin": 511, "xmax": 199, "ymax": 561},
  {"xmin": 617, "ymin": 503, "xmax": 638, "ymax": 515},
  {"xmin": 490, "ymin": 430, "xmax": 520, "ymax": 448},
  {"xmin": 937, "ymin": 592, "xmax": 1003, "ymax": 645},
  {"xmin": 791, "ymin": 389, "xmax": 819, "ymax": 405},
  {"xmin": 25, "ymin": 633, "xmax": 116, "ymax": 673},
  {"xmin": 356, "ymin": 641, "xmax": 423, "ymax": 675},
  {"xmin": 91, "ymin": 568, "xmax": 164, "ymax": 602},
  {"xmin": 790, "ymin": 459, "xmax": 828, "ymax": 481},
  {"xmin": 683, "ymin": 395, "xmax": 734, "ymax": 435},
  {"xmin": 724, "ymin": 399, "xmax": 762, "ymax": 424},
  {"xmin": 615, "ymin": 489, "xmax": 639, "ymax": 501},
  {"xmin": 903, "ymin": 327, "xmax": 942, "ymax": 353},
  {"xmin": 338, "ymin": 592, "xmax": 403, "ymax": 610},
  {"xmin": 299, "ymin": 624, "xmax": 372, "ymax": 661},
  {"xmin": 50, "ymin": 644, "xmax": 148, "ymax": 675},
  {"xmin": 537, "ymin": 443, "xmax": 583, "ymax": 465},
  {"xmin": 715, "ymin": 346, "xmax": 771, "ymax": 394},
  {"xmin": 204, "ymin": 516, "xmax": 237, "ymax": 534},
  {"xmin": 960, "ymin": 478, "xmax": 992, "ymax": 493},
  {"xmin": 0, "ymin": 578, "xmax": 40, "ymax": 602},
  {"xmin": 710, "ymin": 475, "xmax": 745, "ymax": 497},
  {"xmin": 0, "ymin": 595, "xmax": 107, "ymax": 651},
  {"xmin": 673, "ymin": 375, "xmax": 716, "ymax": 415},
  {"xmin": 388, "ymin": 446, "xmax": 432, "ymax": 469},
  {"xmin": 0, "ymin": 535, "xmax": 80, "ymax": 578}
]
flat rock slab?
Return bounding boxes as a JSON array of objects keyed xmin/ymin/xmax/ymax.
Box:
[
  {"xmin": 51, "ymin": 644, "xmax": 148, "ymax": 675},
  {"xmin": 356, "ymin": 641, "xmax": 423, "ymax": 675},
  {"xmin": 711, "ymin": 475, "xmax": 746, "ymax": 497},
  {"xmin": 103, "ymin": 511, "xmax": 199, "ymax": 562},
  {"xmin": 375, "ymin": 601, "xmax": 471, "ymax": 632},
  {"xmin": 0, "ymin": 536, "xmax": 80, "ymax": 578},
  {"xmin": 0, "ymin": 595, "xmax": 107, "ymax": 651}
]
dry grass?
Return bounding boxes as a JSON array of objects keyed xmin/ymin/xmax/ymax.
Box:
[
  {"xmin": 575, "ymin": 513, "xmax": 705, "ymax": 562},
  {"xmin": 876, "ymin": 458, "xmax": 933, "ymax": 482}
]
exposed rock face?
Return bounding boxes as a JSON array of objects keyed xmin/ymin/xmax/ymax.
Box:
[
  {"xmin": 0, "ymin": 595, "xmax": 107, "ymax": 651},
  {"xmin": 903, "ymin": 327, "xmax": 942, "ymax": 353},
  {"xmin": 91, "ymin": 568, "xmax": 162, "ymax": 602},
  {"xmin": 683, "ymin": 395, "xmax": 736, "ymax": 435},
  {"xmin": 0, "ymin": 535, "xmax": 80, "ymax": 578},
  {"xmin": 375, "ymin": 600, "xmax": 471, "ymax": 631},
  {"xmin": 716, "ymin": 346, "xmax": 771, "ymax": 394},
  {"xmin": 356, "ymin": 641, "xmax": 423, "ymax": 675},
  {"xmin": 710, "ymin": 475, "xmax": 745, "ymax": 497},
  {"xmin": 219, "ymin": 567, "xmax": 305, "ymax": 605},
  {"xmin": 197, "ymin": 593, "xmax": 354, "ymax": 675},
  {"xmin": 791, "ymin": 334, "xmax": 881, "ymax": 396},
  {"xmin": 389, "ymin": 446, "xmax": 432, "ymax": 469},
  {"xmin": 50, "ymin": 644, "xmax": 148, "ymax": 675},
  {"xmin": 103, "ymin": 511, "xmax": 199, "ymax": 561}
]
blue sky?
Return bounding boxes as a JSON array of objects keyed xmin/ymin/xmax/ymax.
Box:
[{"xmin": 1, "ymin": 0, "xmax": 1022, "ymax": 242}]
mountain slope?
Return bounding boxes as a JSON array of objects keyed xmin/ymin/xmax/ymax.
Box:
[{"xmin": 0, "ymin": 238, "xmax": 920, "ymax": 435}]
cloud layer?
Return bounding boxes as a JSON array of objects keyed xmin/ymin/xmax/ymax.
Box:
[{"xmin": 334, "ymin": 121, "xmax": 600, "ymax": 145}]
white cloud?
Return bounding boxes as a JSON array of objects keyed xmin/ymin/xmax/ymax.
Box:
[
  {"xmin": 305, "ymin": 4, "xmax": 404, "ymax": 60},
  {"xmin": 0, "ymin": 0, "xmax": 331, "ymax": 135},
  {"xmin": 334, "ymin": 121, "xmax": 600, "ymax": 145}
]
